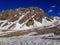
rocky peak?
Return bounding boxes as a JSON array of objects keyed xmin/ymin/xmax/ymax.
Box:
[{"xmin": 0, "ymin": 7, "xmax": 54, "ymax": 29}]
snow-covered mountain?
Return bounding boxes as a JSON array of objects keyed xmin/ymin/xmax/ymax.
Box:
[{"xmin": 0, "ymin": 7, "xmax": 60, "ymax": 37}]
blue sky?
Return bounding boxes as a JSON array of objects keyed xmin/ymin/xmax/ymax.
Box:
[{"xmin": 0, "ymin": 0, "xmax": 60, "ymax": 16}]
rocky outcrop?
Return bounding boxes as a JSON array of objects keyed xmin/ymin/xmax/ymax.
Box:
[{"xmin": 0, "ymin": 7, "xmax": 53, "ymax": 25}]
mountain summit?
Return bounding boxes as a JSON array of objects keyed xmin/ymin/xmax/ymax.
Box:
[{"xmin": 0, "ymin": 7, "xmax": 60, "ymax": 37}]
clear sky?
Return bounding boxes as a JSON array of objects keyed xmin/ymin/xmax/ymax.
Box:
[{"xmin": 0, "ymin": 0, "xmax": 60, "ymax": 16}]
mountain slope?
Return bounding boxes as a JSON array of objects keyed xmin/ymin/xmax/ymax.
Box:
[{"xmin": 0, "ymin": 7, "xmax": 60, "ymax": 37}]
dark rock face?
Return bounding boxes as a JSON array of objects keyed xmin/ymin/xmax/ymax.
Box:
[{"xmin": 26, "ymin": 18, "xmax": 34, "ymax": 26}]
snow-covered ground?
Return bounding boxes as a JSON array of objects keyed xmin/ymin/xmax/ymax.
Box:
[
  {"xmin": 0, "ymin": 35, "xmax": 60, "ymax": 45},
  {"xmin": 0, "ymin": 16, "xmax": 60, "ymax": 31}
]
